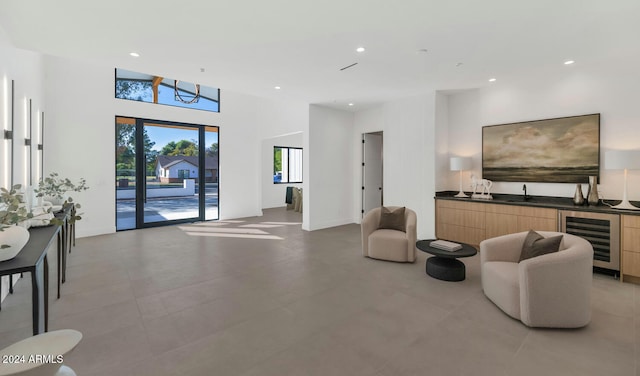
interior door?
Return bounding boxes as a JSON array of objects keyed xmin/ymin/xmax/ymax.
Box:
[{"xmin": 363, "ymin": 132, "xmax": 383, "ymax": 216}]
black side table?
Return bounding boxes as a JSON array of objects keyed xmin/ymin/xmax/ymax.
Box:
[{"xmin": 416, "ymin": 240, "xmax": 477, "ymax": 281}]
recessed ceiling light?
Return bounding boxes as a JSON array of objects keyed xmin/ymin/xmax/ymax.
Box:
[
  {"xmin": 348, "ymin": 103, "xmax": 354, "ymax": 106},
  {"xmin": 356, "ymin": 47, "xmax": 365, "ymax": 53},
  {"xmin": 564, "ymin": 60, "xmax": 575, "ymax": 65},
  {"xmin": 488, "ymin": 78, "xmax": 496, "ymax": 82},
  {"xmin": 129, "ymin": 52, "xmax": 140, "ymax": 57},
  {"xmin": 274, "ymin": 86, "xmax": 281, "ymax": 90}
]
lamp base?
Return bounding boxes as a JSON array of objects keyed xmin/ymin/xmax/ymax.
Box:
[
  {"xmin": 454, "ymin": 191, "xmax": 469, "ymax": 198},
  {"xmin": 611, "ymin": 200, "xmax": 640, "ymax": 210}
]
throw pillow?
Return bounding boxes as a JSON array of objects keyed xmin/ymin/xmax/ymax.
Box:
[
  {"xmin": 379, "ymin": 206, "xmax": 406, "ymax": 232},
  {"xmin": 519, "ymin": 230, "xmax": 563, "ymax": 262}
]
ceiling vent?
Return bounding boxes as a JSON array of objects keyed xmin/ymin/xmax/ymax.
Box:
[{"xmin": 339, "ymin": 62, "xmax": 358, "ymax": 71}]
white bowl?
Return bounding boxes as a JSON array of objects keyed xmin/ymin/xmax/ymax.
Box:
[{"xmin": 0, "ymin": 226, "xmax": 30, "ymax": 262}]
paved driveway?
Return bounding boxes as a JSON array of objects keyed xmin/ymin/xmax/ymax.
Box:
[{"xmin": 116, "ymin": 193, "xmax": 218, "ymax": 230}]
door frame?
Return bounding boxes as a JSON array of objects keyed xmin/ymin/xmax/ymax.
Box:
[
  {"xmin": 362, "ymin": 131, "xmax": 384, "ymax": 217},
  {"xmin": 115, "ymin": 115, "xmax": 219, "ymax": 230}
]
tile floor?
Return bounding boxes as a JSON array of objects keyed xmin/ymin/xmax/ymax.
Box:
[{"xmin": 0, "ymin": 208, "xmax": 639, "ymax": 375}]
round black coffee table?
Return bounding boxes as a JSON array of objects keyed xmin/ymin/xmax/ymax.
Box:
[{"xmin": 416, "ymin": 240, "xmax": 477, "ymax": 281}]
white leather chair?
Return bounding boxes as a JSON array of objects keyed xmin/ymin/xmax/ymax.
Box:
[
  {"xmin": 361, "ymin": 206, "xmax": 417, "ymax": 263},
  {"xmin": 480, "ymin": 231, "xmax": 593, "ymax": 328},
  {"xmin": 0, "ymin": 329, "xmax": 82, "ymax": 376}
]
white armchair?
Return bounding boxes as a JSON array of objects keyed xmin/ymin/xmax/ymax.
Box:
[
  {"xmin": 0, "ymin": 329, "xmax": 82, "ymax": 375},
  {"xmin": 480, "ymin": 231, "xmax": 593, "ymax": 328},
  {"xmin": 361, "ymin": 206, "xmax": 417, "ymax": 263}
]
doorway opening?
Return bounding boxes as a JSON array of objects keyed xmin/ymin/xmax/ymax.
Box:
[
  {"xmin": 362, "ymin": 132, "xmax": 383, "ymax": 216},
  {"xmin": 115, "ymin": 116, "xmax": 219, "ymax": 230}
]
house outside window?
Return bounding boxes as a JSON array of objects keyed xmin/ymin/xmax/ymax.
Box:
[{"xmin": 274, "ymin": 147, "xmax": 302, "ymax": 183}]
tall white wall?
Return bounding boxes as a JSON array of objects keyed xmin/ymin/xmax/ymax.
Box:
[
  {"xmin": 352, "ymin": 94, "xmax": 437, "ymax": 239},
  {"xmin": 256, "ymin": 98, "xmax": 308, "ymax": 211},
  {"xmin": 43, "ymin": 57, "xmax": 115, "ymax": 237},
  {"xmin": 0, "ymin": 27, "xmax": 44, "ymax": 191},
  {"xmin": 382, "ymin": 94, "xmax": 436, "ymax": 239},
  {"xmin": 443, "ymin": 90, "xmax": 481, "ymax": 193},
  {"xmin": 0, "ymin": 27, "xmax": 44, "ymax": 303},
  {"xmin": 434, "ymin": 92, "xmax": 450, "ymax": 192},
  {"xmin": 305, "ymin": 105, "xmax": 354, "ymax": 231},
  {"xmin": 444, "ymin": 62, "xmax": 640, "ymax": 201},
  {"xmin": 43, "ymin": 56, "xmax": 309, "ymax": 237}
]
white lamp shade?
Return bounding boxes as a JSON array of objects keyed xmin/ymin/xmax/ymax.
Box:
[
  {"xmin": 605, "ymin": 150, "xmax": 640, "ymax": 170},
  {"xmin": 450, "ymin": 156, "xmax": 472, "ymax": 171}
]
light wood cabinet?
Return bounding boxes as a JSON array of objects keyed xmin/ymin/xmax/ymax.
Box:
[
  {"xmin": 435, "ymin": 198, "xmax": 640, "ymax": 284},
  {"xmin": 485, "ymin": 204, "xmax": 557, "ymax": 239},
  {"xmin": 622, "ymin": 215, "xmax": 640, "ymax": 282},
  {"xmin": 435, "ymin": 200, "xmax": 486, "ymax": 246},
  {"xmin": 435, "ymin": 199, "xmax": 557, "ymax": 247}
]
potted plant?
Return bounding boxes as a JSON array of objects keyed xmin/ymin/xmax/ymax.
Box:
[
  {"xmin": 35, "ymin": 173, "xmax": 89, "ymax": 224},
  {"xmin": 0, "ymin": 184, "xmax": 33, "ymax": 261}
]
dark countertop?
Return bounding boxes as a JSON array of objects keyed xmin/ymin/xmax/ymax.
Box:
[{"xmin": 435, "ymin": 191, "xmax": 640, "ymax": 216}]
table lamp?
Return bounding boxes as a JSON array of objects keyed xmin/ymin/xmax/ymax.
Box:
[
  {"xmin": 605, "ymin": 150, "xmax": 640, "ymax": 210},
  {"xmin": 450, "ymin": 156, "xmax": 472, "ymax": 198}
]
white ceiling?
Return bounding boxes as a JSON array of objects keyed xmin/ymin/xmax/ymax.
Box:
[{"xmin": 1, "ymin": 0, "xmax": 639, "ymax": 111}]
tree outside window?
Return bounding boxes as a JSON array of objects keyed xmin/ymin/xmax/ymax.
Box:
[{"xmin": 274, "ymin": 147, "xmax": 302, "ymax": 183}]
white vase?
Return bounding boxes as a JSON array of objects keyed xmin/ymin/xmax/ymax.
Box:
[
  {"xmin": 0, "ymin": 225, "xmax": 30, "ymax": 262},
  {"xmin": 43, "ymin": 195, "xmax": 66, "ymax": 206}
]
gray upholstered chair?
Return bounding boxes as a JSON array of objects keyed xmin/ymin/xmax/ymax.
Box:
[
  {"xmin": 361, "ymin": 206, "xmax": 417, "ymax": 263},
  {"xmin": 480, "ymin": 231, "xmax": 593, "ymax": 328}
]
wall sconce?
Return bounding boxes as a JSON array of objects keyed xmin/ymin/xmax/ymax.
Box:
[
  {"xmin": 450, "ymin": 156, "xmax": 472, "ymax": 198},
  {"xmin": 605, "ymin": 150, "xmax": 640, "ymax": 210}
]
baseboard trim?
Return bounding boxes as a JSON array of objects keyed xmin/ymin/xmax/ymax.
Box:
[{"xmin": 308, "ymin": 218, "xmax": 354, "ymax": 231}]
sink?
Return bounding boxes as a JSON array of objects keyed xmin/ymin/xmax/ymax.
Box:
[{"xmin": 504, "ymin": 198, "xmax": 534, "ymax": 203}]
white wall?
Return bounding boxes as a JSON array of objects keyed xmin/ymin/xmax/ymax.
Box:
[
  {"xmin": 165, "ymin": 161, "xmax": 198, "ymax": 179},
  {"xmin": 305, "ymin": 105, "xmax": 354, "ymax": 231},
  {"xmin": 254, "ymin": 97, "xmax": 308, "ymax": 211},
  {"xmin": 0, "ymin": 35, "xmax": 310, "ymax": 299},
  {"xmin": 434, "ymin": 92, "xmax": 450, "ymax": 192},
  {"xmin": 0, "ymin": 28, "xmax": 44, "ymax": 191},
  {"xmin": 382, "ymin": 94, "xmax": 437, "ymax": 239},
  {"xmin": 444, "ymin": 62, "xmax": 640, "ymax": 202},
  {"xmin": 352, "ymin": 94, "xmax": 437, "ymax": 239},
  {"xmin": 261, "ymin": 132, "xmax": 303, "ymax": 209},
  {"xmin": 0, "ymin": 27, "xmax": 45, "ymax": 303},
  {"xmin": 43, "ymin": 56, "xmax": 309, "ymax": 237},
  {"xmin": 443, "ymin": 90, "xmax": 482, "ymax": 193}
]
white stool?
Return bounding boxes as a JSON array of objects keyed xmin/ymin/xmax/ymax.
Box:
[{"xmin": 0, "ymin": 329, "xmax": 82, "ymax": 376}]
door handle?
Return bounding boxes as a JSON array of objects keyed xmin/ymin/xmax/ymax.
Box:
[{"xmin": 143, "ymin": 156, "xmax": 147, "ymax": 203}]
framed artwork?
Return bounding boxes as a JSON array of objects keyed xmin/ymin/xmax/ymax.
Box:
[{"xmin": 482, "ymin": 114, "xmax": 600, "ymax": 183}]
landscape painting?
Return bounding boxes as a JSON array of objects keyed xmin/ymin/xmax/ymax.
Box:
[{"xmin": 482, "ymin": 114, "xmax": 600, "ymax": 183}]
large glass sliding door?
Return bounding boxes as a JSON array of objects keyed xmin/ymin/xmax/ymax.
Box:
[
  {"xmin": 115, "ymin": 116, "xmax": 219, "ymax": 230},
  {"xmin": 142, "ymin": 121, "xmax": 200, "ymax": 225}
]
